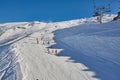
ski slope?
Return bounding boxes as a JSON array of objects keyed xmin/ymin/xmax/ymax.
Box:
[{"xmin": 0, "ymin": 15, "xmax": 120, "ymax": 80}]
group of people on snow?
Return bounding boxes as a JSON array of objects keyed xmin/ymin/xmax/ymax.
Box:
[{"xmin": 35, "ymin": 34, "xmax": 58, "ymax": 55}]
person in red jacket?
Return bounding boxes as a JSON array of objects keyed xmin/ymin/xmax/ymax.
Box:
[{"xmin": 55, "ymin": 50, "xmax": 57, "ymax": 55}]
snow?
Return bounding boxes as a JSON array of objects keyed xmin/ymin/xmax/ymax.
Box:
[{"xmin": 0, "ymin": 15, "xmax": 120, "ymax": 80}]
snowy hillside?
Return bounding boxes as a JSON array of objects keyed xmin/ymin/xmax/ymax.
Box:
[{"xmin": 0, "ymin": 15, "xmax": 120, "ymax": 80}]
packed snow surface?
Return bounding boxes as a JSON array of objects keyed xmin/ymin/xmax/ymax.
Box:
[{"xmin": 0, "ymin": 15, "xmax": 120, "ymax": 80}]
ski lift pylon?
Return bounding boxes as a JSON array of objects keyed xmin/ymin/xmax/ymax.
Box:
[{"xmin": 92, "ymin": 0, "xmax": 112, "ymax": 23}]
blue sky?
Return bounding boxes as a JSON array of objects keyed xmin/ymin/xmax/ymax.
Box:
[{"xmin": 0, "ymin": 0, "xmax": 119, "ymax": 23}]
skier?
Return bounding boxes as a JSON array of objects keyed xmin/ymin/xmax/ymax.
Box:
[
  {"xmin": 55, "ymin": 50, "xmax": 57, "ymax": 55},
  {"xmin": 36, "ymin": 38, "xmax": 39, "ymax": 44},
  {"xmin": 41, "ymin": 37, "xmax": 43, "ymax": 40},
  {"xmin": 47, "ymin": 48, "xmax": 50, "ymax": 53},
  {"xmin": 52, "ymin": 37, "xmax": 55, "ymax": 43},
  {"xmin": 47, "ymin": 41, "xmax": 50, "ymax": 44}
]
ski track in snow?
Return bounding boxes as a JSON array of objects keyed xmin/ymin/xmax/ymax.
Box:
[{"xmin": 0, "ymin": 16, "xmax": 120, "ymax": 80}]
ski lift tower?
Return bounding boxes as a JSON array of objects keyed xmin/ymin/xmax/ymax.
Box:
[{"xmin": 93, "ymin": 0, "xmax": 111, "ymax": 23}]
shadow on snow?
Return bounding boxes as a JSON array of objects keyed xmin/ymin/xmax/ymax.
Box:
[{"xmin": 50, "ymin": 23, "xmax": 120, "ymax": 80}]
